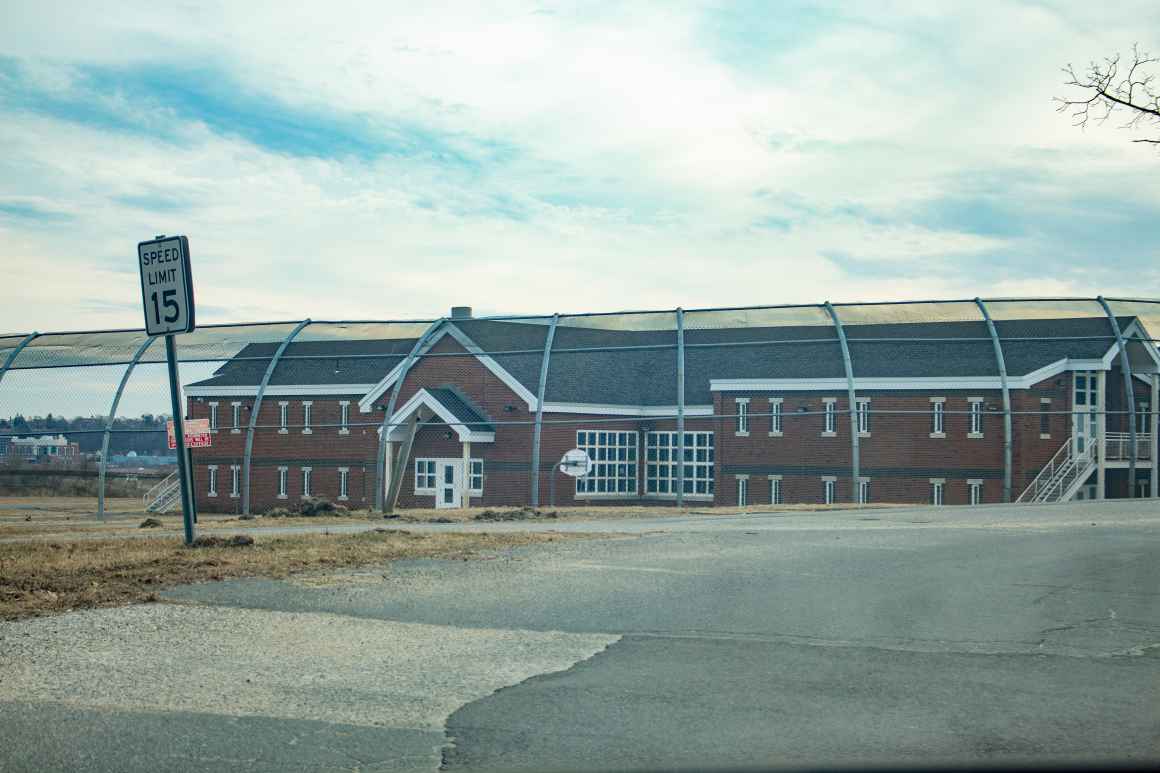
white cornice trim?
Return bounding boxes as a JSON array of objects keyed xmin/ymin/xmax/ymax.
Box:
[
  {"xmin": 186, "ymin": 384, "xmax": 376, "ymax": 397},
  {"xmin": 384, "ymin": 387, "xmax": 495, "ymax": 443},
  {"xmin": 540, "ymin": 402, "xmax": 714, "ymax": 416}
]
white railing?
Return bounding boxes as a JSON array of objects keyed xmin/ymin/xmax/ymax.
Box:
[
  {"xmin": 1015, "ymin": 438, "xmax": 1096, "ymax": 504},
  {"xmin": 143, "ymin": 471, "xmax": 180, "ymax": 512},
  {"xmin": 1105, "ymin": 432, "xmax": 1153, "ymax": 461}
]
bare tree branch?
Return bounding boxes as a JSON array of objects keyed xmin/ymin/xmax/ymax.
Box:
[{"xmin": 1056, "ymin": 44, "xmax": 1160, "ymax": 147}]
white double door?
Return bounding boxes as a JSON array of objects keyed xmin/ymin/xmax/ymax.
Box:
[{"xmin": 436, "ymin": 460, "xmax": 462, "ymax": 509}]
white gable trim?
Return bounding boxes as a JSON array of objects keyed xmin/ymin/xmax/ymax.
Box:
[
  {"xmin": 358, "ymin": 323, "xmax": 538, "ymax": 413},
  {"xmin": 384, "ymin": 388, "xmax": 495, "ymax": 443},
  {"xmin": 185, "ymin": 383, "xmax": 377, "ymax": 397}
]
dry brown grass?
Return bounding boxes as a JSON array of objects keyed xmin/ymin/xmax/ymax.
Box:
[{"xmin": 0, "ymin": 529, "xmax": 579, "ymax": 621}]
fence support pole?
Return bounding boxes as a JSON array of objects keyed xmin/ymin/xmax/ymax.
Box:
[
  {"xmin": 975, "ymin": 299, "xmax": 1013, "ymax": 503},
  {"xmin": 0, "ymin": 332, "xmax": 39, "ymax": 390},
  {"xmin": 242, "ymin": 319, "xmax": 311, "ymax": 515},
  {"xmin": 377, "ymin": 319, "xmax": 445, "ymax": 513},
  {"xmin": 823, "ymin": 303, "xmax": 860, "ymax": 504},
  {"xmin": 676, "ymin": 308, "xmax": 686, "ymax": 508},
  {"xmin": 98, "ymin": 337, "xmax": 154, "ymax": 520},
  {"xmin": 1097, "ymin": 296, "xmax": 1138, "ymax": 496},
  {"xmin": 529, "ymin": 314, "xmax": 559, "ymax": 508}
]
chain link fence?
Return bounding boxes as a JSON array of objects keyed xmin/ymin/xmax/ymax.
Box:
[{"xmin": 2, "ymin": 296, "xmax": 1158, "ymax": 520}]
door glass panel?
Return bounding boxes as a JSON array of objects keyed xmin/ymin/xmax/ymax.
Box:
[
  {"xmin": 444, "ymin": 465, "xmax": 454, "ymax": 484},
  {"xmin": 443, "ymin": 488, "xmax": 453, "ymax": 503}
]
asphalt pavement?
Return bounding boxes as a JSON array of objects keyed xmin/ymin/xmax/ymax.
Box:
[{"xmin": 2, "ymin": 499, "xmax": 1159, "ymax": 771}]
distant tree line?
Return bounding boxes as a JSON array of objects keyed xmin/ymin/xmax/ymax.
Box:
[{"xmin": 0, "ymin": 413, "xmax": 169, "ymax": 455}]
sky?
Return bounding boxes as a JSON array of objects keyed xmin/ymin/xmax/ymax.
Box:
[{"xmin": 2, "ymin": 0, "xmax": 1160, "ymax": 337}]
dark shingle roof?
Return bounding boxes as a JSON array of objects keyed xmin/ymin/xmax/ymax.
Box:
[
  {"xmin": 189, "ymin": 316, "xmax": 1142, "ymax": 406},
  {"xmin": 425, "ymin": 386, "xmax": 494, "ymax": 433}
]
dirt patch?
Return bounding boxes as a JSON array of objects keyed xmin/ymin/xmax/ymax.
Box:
[
  {"xmin": 0, "ymin": 529, "xmax": 583, "ymax": 621},
  {"xmin": 474, "ymin": 506, "xmax": 559, "ymax": 522},
  {"xmin": 139, "ymin": 518, "xmax": 163, "ymax": 529}
]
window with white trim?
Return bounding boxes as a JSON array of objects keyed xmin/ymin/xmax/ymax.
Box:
[
  {"xmin": 277, "ymin": 467, "xmax": 288, "ymax": 499},
  {"xmin": 736, "ymin": 475, "xmax": 748, "ymax": 506},
  {"xmin": 231, "ymin": 402, "xmax": 242, "ymax": 432},
  {"xmin": 577, "ymin": 431, "xmax": 638, "ymax": 495},
  {"xmin": 302, "ymin": 402, "xmax": 312, "ymax": 434},
  {"xmin": 207, "ymin": 465, "xmax": 218, "ymax": 497},
  {"xmin": 736, "ymin": 398, "xmax": 750, "ymax": 436},
  {"xmin": 230, "ymin": 465, "xmax": 240, "ymax": 498},
  {"xmin": 301, "ymin": 467, "xmax": 312, "ymax": 497},
  {"xmin": 468, "ymin": 459, "xmax": 483, "ymax": 494},
  {"xmin": 645, "ymin": 431, "xmax": 714, "ymax": 496},
  {"xmin": 208, "ymin": 402, "xmax": 218, "ymax": 431},
  {"xmin": 338, "ymin": 467, "xmax": 349, "ymax": 500},
  {"xmin": 823, "ymin": 399, "xmax": 837, "ymax": 435},
  {"xmin": 858, "ymin": 477, "xmax": 871, "ymax": 504},
  {"xmin": 930, "ymin": 398, "xmax": 945, "ymax": 437},
  {"xmin": 414, "ymin": 459, "xmax": 437, "ymax": 492},
  {"xmin": 968, "ymin": 479, "xmax": 983, "ymax": 505},
  {"xmin": 856, "ymin": 398, "xmax": 871, "ymax": 435},
  {"xmin": 823, "ymin": 477, "xmax": 836, "ymax": 505},
  {"xmin": 278, "ymin": 402, "xmax": 289, "ymax": 433},
  {"xmin": 930, "ymin": 479, "xmax": 945, "ymax": 506},
  {"xmin": 769, "ymin": 475, "xmax": 782, "ymax": 505},
  {"xmin": 968, "ymin": 398, "xmax": 984, "ymax": 436},
  {"xmin": 769, "ymin": 398, "xmax": 783, "ymax": 435},
  {"xmin": 339, "ymin": 401, "xmax": 350, "ymax": 434}
]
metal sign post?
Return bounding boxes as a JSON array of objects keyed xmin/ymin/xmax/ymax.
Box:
[{"xmin": 138, "ymin": 235, "xmax": 197, "ymax": 544}]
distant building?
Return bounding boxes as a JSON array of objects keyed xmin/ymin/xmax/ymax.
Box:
[{"xmin": 10, "ymin": 435, "xmax": 80, "ymax": 462}]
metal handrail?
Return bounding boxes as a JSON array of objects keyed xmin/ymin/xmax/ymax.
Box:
[
  {"xmin": 1015, "ymin": 439, "xmax": 1072, "ymax": 503},
  {"xmin": 1106, "ymin": 432, "xmax": 1153, "ymax": 461},
  {"xmin": 143, "ymin": 470, "xmax": 178, "ymax": 507}
]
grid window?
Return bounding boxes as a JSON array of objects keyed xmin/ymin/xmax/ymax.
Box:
[
  {"xmin": 277, "ymin": 467, "xmax": 288, "ymax": 498},
  {"xmin": 207, "ymin": 466, "xmax": 218, "ymax": 496},
  {"xmin": 469, "ymin": 459, "xmax": 484, "ymax": 494},
  {"xmin": 208, "ymin": 403, "xmax": 218, "ymax": 431},
  {"xmin": 769, "ymin": 476, "xmax": 782, "ymax": 505},
  {"xmin": 302, "ymin": 467, "xmax": 312, "ymax": 497},
  {"xmin": 645, "ymin": 431, "xmax": 714, "ymax": 496},
  {"xmin": 969, "ymin": 480, "xmax": 983, "ymax": 506},
  {"xmin": 931, "ymin": 400, "xmax": 945, "ymax": 435},
  {"xmin": 338, "ymin": 468, "xmax": 349, "ymax": 499},
  {"xmin": 339, "ymin": 402, "xmax": 350, "ymax": 434},
  {"xmin": 858, "ymin": 478, "xmax": 871, "ymax": 505},
  {"xmin": 232, "ymin": 402, "xmax": 242, "ymax": 431},
  {"xmin": 415, "ymin": 459, "xmax": 437, "ymax": 492},
  {"xmin": 823, "ymin": 478, "xmax": 836, "ymax": 505},
  {"xmin": 576, "ymin": 431, "xmax": 638, "ymax": 495},
  {"xmin": 302, "ymin": 402, "xmax": 312, "ymax": 434},
  {"xmin": 931, "ymin": 480, "xmax": 944, "ymax": 506},
  {"xmin": 856, "ymin": 399, "xmax": 871, "ymax": 435},
  {"xmin": 736, "ymin": 399, "xmax": 749, "ymax": 435},
  {"xmin": 1040, "ymin": 398, "xmax": 1051, "ymax": 436},
  {"xmin": 737, "ymin": 476, "xmax": 748, "ymax": 506},
  {"xmin": 823, "ymin": 400, "xmax": 837, "ymax": 434},
  {"xmin": 769, "ymin": 399, "xmax": 783, "ymax": 435},
  {"xmin": 230, "ymin": 465, "xmax": 240, "ymax": 497},
  {"xmin": 279, "ymin": 402, "xmax": 289, "ymax": 433},
  {"xmin": 969, "ymin": 400, "xmax": 984, "ymax": 435}
]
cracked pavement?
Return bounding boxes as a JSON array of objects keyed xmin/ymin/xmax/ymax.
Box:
[{"xmin": 2, "ymin": 499, "xmax": 1159, "ymax": 770}]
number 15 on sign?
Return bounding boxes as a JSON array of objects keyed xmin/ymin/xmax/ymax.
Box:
[{"xmin": 137, "ymin": 235, "xmax": 195, "ymax": 336}]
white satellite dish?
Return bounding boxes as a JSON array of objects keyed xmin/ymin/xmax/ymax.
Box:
[{"xmin": 558, "ymin": 448, "xmax": 593, "ymax": 477}]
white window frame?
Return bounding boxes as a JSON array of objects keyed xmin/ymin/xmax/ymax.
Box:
[
  {"xmin": 231, "ymin": 402, "xmax": 242, "ymax": 434},
  {"xmin": 968, "ymin": 478, "xmax": 983, "ymax": 506},
  {"xmin": 339, "ymin": 401, "xmax": 350, "ymax": 435},
  {"xmin": 930, "ymin": 397, "xmax": 946, "ymax": 438},
  {"xmin": 230, "ymin": 465, "xmax": 240, "ymax": 498},
  {"xmin": 930, "ymin": 478, "xmax": 945, "ymax": 506},
  {"xmin": 207, "ymin": 465, "xmax": 218, "ymax": 497},
  {"xmin": 823, "ymin": 476, "xmax": 836, "ymax": 505},
  {"xmin": 468, "ymin": 459, "xmax": 484, "ymax": 495},
  {"xmin": 768, "ymin": 398, "xmax": 783, "ymax": 436},
  {"xmin": 301, "ymin": 401, "xmax": 313, "ymax": 434},
  {"xmin": 277, "ymin": 466, "xmax": 288, "ymax": 499},
  {"xmin": 645, "ymin": 431, "xmax": 714, "ymax": 498},
  {"xmin": 736, "ymin": 475, "xmax": 749, "ymax": 506},
  {"xmin": 301, "ymin": 466, "xmax": 312, "ymax": 498},
  {"xmin": 822, "ymin": 398, "xmax": 837, "ymax": 436},
  {"xmin": 968, "ymin": 397, "xmax": 984, "ymax": 438},
  {"xmin": 576, "ymin": 430, "xmax": 639, "ymax": 497},
  {"xmin": 768, "ymin": 474, "xmax": 783, "ymax": 505},
  {"xmin": 857, "ymin": 476, "xmax": 871, "ymax": 505},
  {"xmin": 278, "ymin": 401, "xmax": 289, "ymax": 434},
  {"xmin": 414, "ymin": 459, "xmax": 437, "ymax": 493},
  {"xmin": 208, "ymin": 402, "xmax": 219, "ymax": 432},
  {"xmin": 856, "ymin": 398, "xmax": 871, "ymax": 437},
  {"xmin": 1040, "ymin": 397, "xmax": 1052, "ymax": 439},
  {"xmin": 338, "ymin": 467, "xmax": 349, "ymax": 500},
  {"xmin": 735, "ymin": 398, "xmax": 750, "ymax": 436}
]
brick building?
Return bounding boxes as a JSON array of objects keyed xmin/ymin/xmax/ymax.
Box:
[{"xmin": 186, "ymin": 308, "xmax": 1160, "ymax": 513}]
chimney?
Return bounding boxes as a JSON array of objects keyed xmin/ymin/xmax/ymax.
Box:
[{"xmin": 450, "ymin": 306, "xmax": 473, "ymax": 319}]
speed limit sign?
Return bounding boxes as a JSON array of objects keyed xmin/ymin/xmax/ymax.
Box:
[{"xmin": 137, "ymin": 235, "xmax": 195, "ymax": 336}]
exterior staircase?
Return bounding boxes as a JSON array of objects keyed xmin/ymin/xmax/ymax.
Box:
[
  {"xmin": 1015, "ymin": 439, "xmax": 1096, "ymax": 504},
  {"xmin": 143, "ymin": 471, "xmax": 181, "ymax": 513}
]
